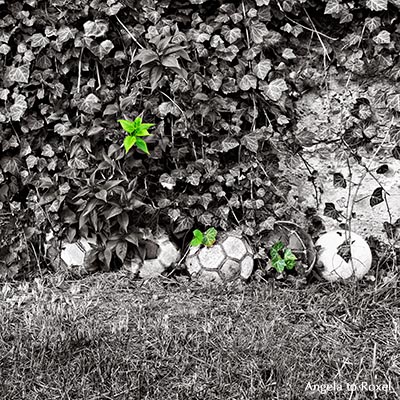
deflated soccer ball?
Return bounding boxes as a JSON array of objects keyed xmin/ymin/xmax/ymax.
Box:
[
  {"xmin": 185, "ymin": 232, "xmax": 254, "ymax": 284},
  {"xmin": 316, "ymin": 230, "xmax": 372, "ymax": 281},
  {"xmin": 125, "ymin": 235, "xmax": 180, "ymax": 279}
]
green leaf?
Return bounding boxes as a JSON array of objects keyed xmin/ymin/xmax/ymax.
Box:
[
  {"xmin": 284, "ymin": 249, "xmax": 297, "ymax": 270},
  {"xmin": 203, "ymin": 227, "xmax": 217, "ymax": 247},
  {"xmin": 273, "ymin": 258, "xmax": 286, "ymax": 273},
  {"xmin": 135, "ymin": 137, "xmax": 150, "ymax": 154},
  {"xmin": 133, "ymin": 116, "xmax": 142, "ymax": 129},
  {"xmin": 190, "ymin": 237, "xmax": 202, "ymax": 246},
  {"xmin": 118, "ymin": 119, "xmax": 136, "ymax": 134},
  {"xmin": 139, "ymin": 123, "xmax": 155, "ymax": 130},
  {"xmin": 136, "ymin": 130, "xmax": 151, "ymax": 137},
  {"xmin": 190, "ymin": 230, "xmax": 203, "ymax": 247},
  {"xmin": 124, "ymin": 135, "xmax": 137, "ymax": 153},
  {"xmin": 270, "ymin": 241, "xmax": 284, "ymax": 259},
  {"xmin": 136, "ymin": 124, "xmax": 154, "ymax": 137}
]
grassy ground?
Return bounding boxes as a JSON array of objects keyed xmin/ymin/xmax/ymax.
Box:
[{"xmin": 0, "ymin": 271, "xmax": 399, "ymax": 400}]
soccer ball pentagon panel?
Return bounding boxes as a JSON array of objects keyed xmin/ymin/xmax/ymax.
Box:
[{"xmin": 185, "ymin": 232, "xmax": 254, "ymax": 284}]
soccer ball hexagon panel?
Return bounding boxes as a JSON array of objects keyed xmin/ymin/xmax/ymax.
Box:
[{"xmin": 185, "ymin": 232, "xmax": 254, "ymax": 284}]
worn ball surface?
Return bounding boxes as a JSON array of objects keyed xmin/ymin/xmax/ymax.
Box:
[
  {"xmin": 316, "ymin": 230, "xmax": 372, "ymax": 281},
  {"xmin": 185, "ymin": 232, "xmax": 254, "ymax": 284}
]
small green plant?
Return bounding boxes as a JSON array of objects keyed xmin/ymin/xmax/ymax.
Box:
[
  {"xmin": 190, "ymin": 227, "xmax": 218, "ymax": 247},
  {"xmin": 118, "ymin": 116, "xmax": 155, "ymax": 154},
  {"xmin": 269, "ymin": 241, "xmax": 297, "ymax": 273}
]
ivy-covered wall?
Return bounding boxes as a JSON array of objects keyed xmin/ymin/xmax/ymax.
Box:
[{"xmin": 1, "ymin": 0, "xmax": 399, "ymax": 277}]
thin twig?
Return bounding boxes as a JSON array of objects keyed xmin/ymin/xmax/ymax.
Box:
[
  {"xmin": 303, "ymin": 7, "xmax": 331, "ymax": 68},
  {"xmin": 241, "ymin": 1, "xmax": 251, "ymax": 50},
  {"xmin": 115, "ymin": 15, "xmax": 144, "ymax": 50},
  {"xmin": 77, "ymin": 47, "xmax": 83, "ymax": 93},
  {"xmin": 348, "ymin": 116, "xmax": 394, "ymax": 226},
  {"xmin": 276, "ymin": 0, "xmax": 338, "ymax": 41},
  {"xmin": 124, "ymin": 47, "xmax": 137, "ymax": 88},
  {"xmin": 95, "ymin": 61, "xmax": 101, "ymax": 90},
  {"xmin": 159, "ymin": 91, "xmax": 186, "ymax": 121},
  {"xmin": 223, "ymin": 195, "xmax": 241, "ymax": 226}
]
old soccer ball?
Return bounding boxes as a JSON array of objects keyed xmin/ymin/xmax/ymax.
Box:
[
  {"xmin": 125, "ymin": 235, "xmax": 180, "ymax": 279},
  {"xmin": 185, "ymin": 232, "xmax": 254, "ymax": 284},
  {"xmin": 316, "ymin": 230, "xmax": 372, "ymax": 282}
]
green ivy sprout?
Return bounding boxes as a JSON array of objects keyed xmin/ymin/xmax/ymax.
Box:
[
  {"xmin": 269, "ymin": 241, "xmax": 297, "ymax": 273},
  {"xmin": 118, "ymin": 116, "xmax": 155, "ymax": 155},
  {"xmin": 190, "ymin": 227, "xmax": 218, "ymax": 247}
]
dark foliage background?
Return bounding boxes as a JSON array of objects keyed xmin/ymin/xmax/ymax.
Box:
[{"xmin": 1, "ymin": 0, "xmax": 399, "ymax": 277}]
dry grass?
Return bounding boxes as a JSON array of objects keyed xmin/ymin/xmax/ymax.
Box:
[{"xmin": 0, "ymin": 272, "xmax": 399, "ymax": 399}]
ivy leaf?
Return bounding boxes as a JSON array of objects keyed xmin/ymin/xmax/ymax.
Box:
[
  {"xmin": 159, "ymin": 173, "xmax": 176, "ymax": 190},
  {"xmin": 253, "ymin": 59, "xmax": 272, "ymax": 80},
  {"xmin": 209, "ymin": 74, "xmax": 223, "ymax": 91},
  {"xmin": 30, "ymin": 33, "xmax": 50, "ymax": 48},
  {"xmin": 124, "ymin": 135, "xmax": 137, "ymax": 153},
  {"xmin": 376, "ymin": 164, "xmax": 388, "ymax": 174},
  {"xmin": 9, "ymin": 94, "xmax": 27, "ymax": 121},
  {"xmin": 203, "ymin": 227, "xmax": 217, "ymax": 247},
  {"xmin": 392, "ymin": 146, "xmax": 400, "ymax": 159},
  {"xmin": 190, "ymin": 229, "xmax": 203, "ymax": 246},
  {"xmin": 324, "ymin": 202, "xmax": 342, "ymax": 220},
  {"xmin": 88, "ymin": 39, "xmax": 114, "ymax": 60},
  {"xmin": 83, "ymin": 20, "xmax": 109, "ymax": 38},
  {"xmin": 0, "ymin": 44, "xmax": 10, "ymax": 55},
  {"xmin": 387, "ymin": 94, "xmax": 400, "ymax": 112},
  {"xmin": 238, "ymin": 74, "xmax": 257, "ymax": 91},
  {"xmin": 324, "ymin": 0, "xmax": 340, "ymax": 14},
  {"xmin": 80, "ymin": 93, "xmax": 102, "ymax": 114},
  {"xmin": 264, "ymin": 78, "xmax": 288, "ymax": 101},
  {"xmin": 221, "ymin": 137, "xmax": 240, "ymax": 152},
  {"xmin": 223, "ymin": 27, "xmax": 242, "ymax": 44},
  {"xmin": 57, "ymin": 26, "xmax": 76, "ymax": 44},
  {"xmin": 333, "ymin": 172, "xmax": 347, "ymax": 188},
  {"xmin": 366, "ymin": 0, "xmax": 388, "ymax": 11},
  {"xmin": 282, "ymin": 48, "xmax": 296, "ymax": 60},
  {"xmin": 241, "ymin": 134, "xmax": 259, "ymax": 153},
  {"xmin": 270, "ymin": 241, "xmax": 284, "ymax": 259},
  {"xmin": 365, "ymin": 17, "xmax": 381, "ymax": 32},
  {"xmin": 98, "ymin": 40, "xmax": 114, "ymax": 59},
  {"xmin": 373, "ymin": 30, "xmax": 390, "ymax": 45},
  {"xmin": 135, "ymin": 138, "xmax": 150, "ymax": 154},
  {"xmin": 6, "ymin": 65, "xmax": 30, "ymax": 83},
  {"xmin": 273, "ymin": 258, "xmax": 286, "ymax": 273},
  {"xmin": 250, "ymin": 22, "xmax": 268, "ymax": 44},
  {"xmin": 370, "ymin": 187, "xmax": 384, "ymax": 207},
  {"xmin": 284, "ymin": 249, "xmax": 297, "ymax": 269}
]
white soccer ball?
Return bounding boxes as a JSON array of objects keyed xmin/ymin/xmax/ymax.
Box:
[
  {"xmin": 125, "ymin": 235, "xmax": 180, "ymax": 279},
  {"xmin": 185, "ymin": 232, "xmax": 254, "ymax": 284},
  {"xmin": 316, "ymin": 230, "xmax": 372, "ymax": 282}
]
